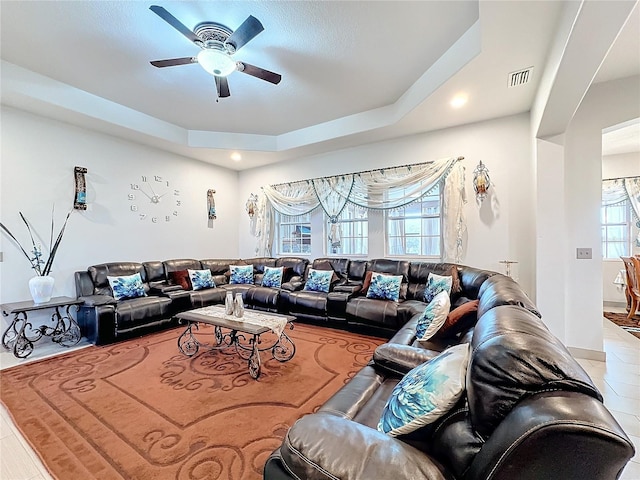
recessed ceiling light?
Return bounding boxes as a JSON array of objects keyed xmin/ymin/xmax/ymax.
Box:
[
  {"xmin": 450, "ymin": 94, "xmax": 468, "ymax": 108},
  {"xmin": 231, "ymin": 152, "xmax": 242, "ymax": 161}
]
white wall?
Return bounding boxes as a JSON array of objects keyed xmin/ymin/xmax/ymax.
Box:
[
  {"xmin": 602, "ymin": 151, "xmax": 640, "ymax": 305},
  {"xmin": 0, "ymin": 106, "xmax": 240, "ymax": 306},
  {"xmin": 553, "ymin": 76, "xmax": 640, "ymax": 355},
  {"xmin": 238, "ymin": 113, "xmax": 536, "ymax": 296}
]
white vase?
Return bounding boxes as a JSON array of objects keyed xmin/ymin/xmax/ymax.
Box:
[
  {"xmin": 28, "ymin": 275, "xmax": 55, "ymax": 304},
  {"xmin": 225, "ymin": 291, "xmax": 234, "ymax": 315},
  {"xmin": 234, "ymin": 292, "xmax": 244, "ymax": 318}
]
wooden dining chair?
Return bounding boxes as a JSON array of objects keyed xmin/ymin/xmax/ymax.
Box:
[{"xmin": 620, "ymin": 256, "xmax": 640, "ymax": 319}]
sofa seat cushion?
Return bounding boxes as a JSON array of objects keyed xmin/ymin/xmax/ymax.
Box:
[
  {"xmin": 244, "ymin": 286, "xmax": 279, "ymax": 312},
  {"xmin": 115, "ymin": 296, "xmax": 172, "ymax": 326},
  {"xmin": 189, "ymin": 287, "xmax": 227, "ymax": 308},
  {"xmin": 346, "ymin": 297, "xmax": 400, "ymax": 329},
  {"xmin": 286, "ymin": 290, "xmax": 328, "ymax": 317}
]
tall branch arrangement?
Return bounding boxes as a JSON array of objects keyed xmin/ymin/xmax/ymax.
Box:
[{"xmin": 0, "ymin": 207, "xmax": 72, "ymax": 276}]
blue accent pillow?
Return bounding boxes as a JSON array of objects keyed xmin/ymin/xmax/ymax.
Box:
[
  {"xmin": 230, "ymin": 265, "xmax": 254, "ymax": 284},
  {"xmin": 377, "ymin": 343, "xmax": 470, "ymax": 437},
  {"xmin": 424, "ymin": 272, "xmax": 453, "ymax": 303},
  {"xmin": 304, "ymin": 268, "xmax": 333, "ymax": 293},
  {"xmin": 415, "ymin": 291, "xmax": 451, "ymax": 341},
  {"xmin": 188, "ymin": 269, "xmax": 215, "ymax": 291},
  {"xmin": 366, "ymin": 272, "xmax": 402, "ymax": 301},
  {"xmin": 262, "ymin": 266, "xmax": 284, "ymax": 288},
  {"xmin": 107, "ymin": 273, "xmax": 147, "ymax": 301}
]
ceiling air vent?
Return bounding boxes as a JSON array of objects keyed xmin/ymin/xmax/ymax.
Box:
[{"xmin": 508, "ymin": 67, "xmax": 533, "ymax": 88}]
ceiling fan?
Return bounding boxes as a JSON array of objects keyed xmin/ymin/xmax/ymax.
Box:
[{"xmin": 149, "ymin": 5, "xmax": 282, "ymax": 99}]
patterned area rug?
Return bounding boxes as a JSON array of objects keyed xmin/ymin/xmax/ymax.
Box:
[
  {"xmin": 0, "ymin": 324, "xmax": 384, "ymax": 480},
  {"xmin": 603, "ymin": 311, "xmax": 640, "ymax": 340}
]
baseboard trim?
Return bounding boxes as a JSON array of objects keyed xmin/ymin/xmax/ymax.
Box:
[
  {"xmin": 568, "ymin": 346, "xmax": 606, "ymax": 362},
  {"xmin": 603, "ymin": 301, "xmax": 626, "ymax": 309}
]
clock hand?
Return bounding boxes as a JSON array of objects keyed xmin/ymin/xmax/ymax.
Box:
[
  {"xmin": 148, "ymin": 183, "xmax": 158, "ymax": 197},
  {"xmin": 139, "ymin": 187, "xmax": 153, "ymax": 200}
]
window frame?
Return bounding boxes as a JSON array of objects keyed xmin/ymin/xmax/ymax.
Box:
[
  {"xmin": 324, "ymin": 203, "xmax": 369, "ymax": 257},
  {"xmin": 274, "ymin": 211, "xmax": 312, "ymax": 256},
  {"xmin": 385, "ymin": 184, "xmax": 443, "ymax": 259},
  {"xmin": 601, "ymin": 199, "xmax": 633, "ymax": 260}
]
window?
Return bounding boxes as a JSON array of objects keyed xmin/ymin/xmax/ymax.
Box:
[
  {"xmin": 387, "ymin": 184, "xmax": 441, "ymax": 257},
  {"xmin": 326, "ymin": 204, "xmax": 368, "ymax": 255},
  {"xmin": 275, "ymin": 212, "xmax": 311, "ymax": 254},
  {"xmin": 601, "ymin": 199, "xmax": 631, "ymax": 259}
]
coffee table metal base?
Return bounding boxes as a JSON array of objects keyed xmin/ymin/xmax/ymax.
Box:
[{"xmin": 177, "ymin": 321, "xmax": 295, "ymax": 379}]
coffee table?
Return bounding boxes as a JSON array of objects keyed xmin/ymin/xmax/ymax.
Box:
[{"xmin": 175, "ymin": 305, "xmax": 296, "ymax": 379}]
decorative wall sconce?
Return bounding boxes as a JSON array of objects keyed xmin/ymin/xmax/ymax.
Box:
[
  {"xmin": 473, "ymin": 160, "xmax": 491, "ymax": 203},
  {"xmin": 246, "ymin": 193, "xmax": 258, "ymax": 218},
  {"xmin": 73, "ymin": 166, "xmax": 87, "ymax": 210},
  {"xmin": 207, "ymin": 189, "xmax": 217, "ymax": 220}
]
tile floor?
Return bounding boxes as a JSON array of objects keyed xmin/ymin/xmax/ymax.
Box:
[{"xmin": 0, "ymin": 317, "xmax": 638, "ymax": 480}]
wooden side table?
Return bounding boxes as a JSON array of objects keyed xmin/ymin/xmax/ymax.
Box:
[{"xmin": 1, "ymin": 296, "xmax": 83, "ymax": 359}]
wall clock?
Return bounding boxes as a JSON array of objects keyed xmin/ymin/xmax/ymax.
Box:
[{"xmin": 128, "ymin": 175, "xmax": 181, "ymax": 223}]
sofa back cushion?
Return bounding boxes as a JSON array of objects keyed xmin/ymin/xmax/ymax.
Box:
[
  {"xmin": 164, "ymin": 258, "xmax": 202, "ymax": 274},
  {"xmin": 242, "ymin": 257, "xmax": 277, "ymax": 273},
  {"xmin": 200, "ymin": 258, "xmax": 242, "ymax": 286},
  {"xmin": 466, "ymin": 305, "xmax": 602, "ymax": 440},
  {"xmin": 275, "ymin": 257, "xmax": 309, "ymax": 280},
  {"xmin": 457, "ymin": 266, "xmax": 495, "ymax": 300},
  {"xmin": 313, "ymin": 257, "xmax": 349, "ymax": 280},
  {"xmin": 347, "ymin": 260, "xmax": 368, "ymax": 282},
  {"xmin": 408, "ymin": 262, "xmax": 462, "ymax": 301},
  {"xmin": 88, "ymin": 262, "xmax": 147, "ymax": 297},
  {"xmin": 367, "ymin": 259, "xmax": 410, "ymax": 299},
  {"xmin": 477, "ymin": 274, "xmax": 541, "ymax": 318},
  {"xmin": 143, "ymin": 261, "xmax": 165, "ymax": 284}
]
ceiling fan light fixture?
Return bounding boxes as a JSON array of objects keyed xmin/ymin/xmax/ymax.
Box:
[{"xmin": 197, "ymin": 49, "xmax": 236, "ymax": 77}]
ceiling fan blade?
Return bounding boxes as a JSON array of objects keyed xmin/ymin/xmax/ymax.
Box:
[
  {"xmin": 226, "ymin": 15, "xmax": 264, "ymax": 52},
  {"xmin": 150, "ymin": 57, "xmax": 197, "ymax": 68},
  {"xmin": 215, "ymin": 76, "xmax": 231, "ymax": 98},
  {"xmin": 238, "ymin": 62, "xmax": 282, "ymax": 85},
  {"xmin": 149, "ymin": 5, "xmax": 202, "ymax": 45}
]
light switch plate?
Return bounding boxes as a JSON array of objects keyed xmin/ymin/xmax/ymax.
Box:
[{"xmin": 576, "ymin": 248, "xmax": 592, "ymax": 259}]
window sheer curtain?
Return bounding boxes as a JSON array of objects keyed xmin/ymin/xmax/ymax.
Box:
[
  {"xmin": 602, "ymin": 177, "xmax": 640, "ymax": 246},
  {"xmin": 255, "ymin": 156, "xmax": 467, "ymax": 262}
]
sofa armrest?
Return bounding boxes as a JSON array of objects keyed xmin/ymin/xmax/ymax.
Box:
[
  {"xmin": 278, "ymin": 413, "xmax": 452, "ymax": 480},
  {"xmin": 333, "ymin": 283, "xmax": 362, "ymax": 294},
  {"xmin": 149, "ymin": 284, "xmax": 184, "ymax": 295},
  {"xmin": 78, "ymin": 294, "xmax": 117, "ymax": 307},
  {"xmin": 373, "ymin": 343, "xmax": 438, "ymax": 376},
  {"xmin": 77, "ymin": 303, "xmax": 117, "ymax": 345},
  {"xmin": 281, "ymin": 280, "xmax": 304, "ymax": 292}
]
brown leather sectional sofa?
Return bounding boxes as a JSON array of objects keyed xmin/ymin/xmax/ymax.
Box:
[
  {"xmin": 74, "ymin": 256, "xmax": 636, "ymax": 478},
  {"xmin": 264, "ymin": 271, "xmax": 636, "ymax": 480}
]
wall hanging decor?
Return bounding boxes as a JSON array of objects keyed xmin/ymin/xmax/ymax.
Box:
[
  {"xmin": 207, "ymin": 189, "xmax": 217, "ymax": 221},
  {"xmin": 73, "ymin": 166, "xmax": 88, "ymax": 210},
  {"xmin": 246, "ymin": 193, "xmax": 258, "ymax": 218},
  {"xmin": 472, "ymin": 160, "xmax": 490, "ymax": 203}
]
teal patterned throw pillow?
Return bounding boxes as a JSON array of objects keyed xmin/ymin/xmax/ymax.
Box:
[
  {"xmin": 303, "ymin": 268, "xmax": 333, "ymax": 293},
  {"xmin": 262, "ymin": 266, "xmax": 284, "ymax": 288},
  {"xmin": 377, "ymin": 343, "xmax": 470, "ymax": 437},
  {"xmin": 107, "ymin": 273, "xmax": 147, "ymax": 301},
  {"xmin": 366, "ymin": 272, "xmax": 402, "ymax": 301},
  {"xmin": 424, "ymin": 272, "xmax": 453, "ymax": 303},
  {"xmin": 188, "ymin": 269, "xmax": 215, "ymax": 291},
  {"xmin": 415, "ymin": 291, "xmax": 451, "ymax": 341},
  {"xmin": 230, "ymin": 265, "xmax": 254, "ymax": 285}
]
